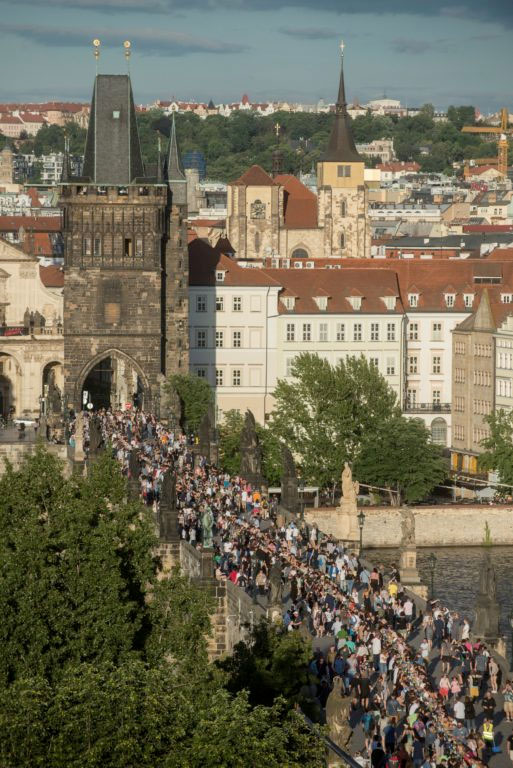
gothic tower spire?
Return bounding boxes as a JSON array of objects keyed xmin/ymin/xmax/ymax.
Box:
[
  {"xmin": 324, "ymin": 41, "xmax": 362, "ymax": 163},
  {"xmin": 166, "ymin": 113, "xmax": 187, "ymax": 204}
]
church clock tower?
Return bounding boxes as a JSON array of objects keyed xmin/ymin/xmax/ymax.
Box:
[{"xmin": 317, "ymin": 44, "xmax": 370, "ymax": 259}]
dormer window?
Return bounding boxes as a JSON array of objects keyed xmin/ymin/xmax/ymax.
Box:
[
  {"xmin": 215, "ymin": 270, "xmax": 225, "ymax": 283},
  {"xmin": 382, "ymin": 296, "xmax": 396, "ymax": 311},
  {"xmin": 463, "ymin": 293, "xmax": 474, "ymax": 308},
  {"xmin": 348, "ymin": 296, "xmax": 362, "ymax": 311},
  {"xmin": 408, "ymin": 293, "xmax": 419, "ymax": 308},
  {"xmin": 315, "ymin": 296, "xmax": 328, "ymax": 311},
  {"xmin": 281, "ymin": 296, "xmax": 296, "ymax": 311},
  {"xmin": 445, "ymin": 293, "xmax": 455, "ymax": 308},
  {"xmin": 501, "ymin": 293, "xmax": 513, "ymax": 304}
]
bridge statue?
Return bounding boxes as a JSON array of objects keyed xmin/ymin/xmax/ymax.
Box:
[
  {"xmin": 474, "ymin": 539, "xmax": 500, "ymax": 641},
  {"xmin": 281, "ymin": 444, "xmax": 299, "ymax": 516},
  {"xmin": 239, "ymin": 410, "xmax": 264, "ymax": 488},
  {"xmin": 201, "ymin": 506, "xmax": 214, "ymax": 549},
  {"xmin": 159, "ymin": 466, "xmax": 178, "ymax": 542},
  {"xmin": 326, "ymin": 677, "xmax": 352, "ymax": 766}
]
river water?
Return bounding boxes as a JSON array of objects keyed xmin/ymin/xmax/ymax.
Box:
[{"xmin": 366, "ymin": 545, "xmax": 513, "ymax": 650}]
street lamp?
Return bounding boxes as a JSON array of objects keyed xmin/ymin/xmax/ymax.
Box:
[
  {"xmin": 428, "ymin": 552, "xmax": 437, "ymax": 601},
  {"xmin": 509, "ymin": 610, "xmax": 513, "ymax": 674},
  {"xmin": 357, "ymin": 508, "xmax": 365, "ymax": 557}
]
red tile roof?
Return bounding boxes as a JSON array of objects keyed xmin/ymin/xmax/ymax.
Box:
[
  {"xmin": 463, "ymin": 225, "xmax": 513, "ymax": 233},
  {"xmin": 39, "ymin": 264, "xmax": 64, "ymax": 288},
  {"xmin": 274, "ymin": 173, "xmax": 318, "ymax": 229},
  {"xmin": 0, "ymin": 115, "xmax": 23, "ymax": 125},
  {"xmin": 23, "ymin": 232, "xmax": 53, "ymax": 256},
  {"xmin": 0, "ymin": 215, "xmax": 61, "ymax": 232},
  {"xmin": 229, "ymin": 164, "xmax": 277, "ymax": 186},
  {"xmin": 27, "ymin": 188, "xmax": 42, "ymax": 208},
  {"xmin": 189, "ymin": 238, "xmax": 279, "ymax": 287}
]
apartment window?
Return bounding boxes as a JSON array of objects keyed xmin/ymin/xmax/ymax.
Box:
[
  {"xmin": 455, "ymin": 340, "xmax": 465, "ymax": 355},
  {"xmin": 432, "ymin": 322, "xmax": 442, "ymax": 341},
  {"xmin": 232, "ymin": 330, "xmax": 242, "ymax": 348},
  {"xmin": 336, "ymin": 323, "xmax": 345, "ymax": 342},
  {"xmin": 408, "ymin": 322, "xmax": 419, "ymax": 341},
  {"xmin": 445, "ymin": 294, "xmax": 455, "ymax": 308},
  {"xmin": 454, "ymin": 396, "xmax": 465, "ymax": 412},
  {"xmin": 302, "ymin": 323, "xmax": 311, "ymax": 342},
  {"xmin": 432, "ymin": 389, "xmax": 441, "ymax": 405},
  {"xmin": 454, "ymin": 425, "xmax": 465, "ymax": 442},
  {"xmin": 215, "ymin": 295, "xmax": 224, "ymax": 311},
  {"xmin": 353, "ymin": 323, "xmax": 362, "ymax": 342},
  {"xmin": 319, "ymin": 322, "xmax": 328, "ymax": 342},
  {"xmin": 215, "ymin": 330, "xmax": 224, "ymax": 348},
  {"xmin": 286, "ymin": 357, "xmax": 295, "ymax": 377},
  {"xmin": 369, "ymin": 357, "xmax": 379, "ymax": 369},
  {"xmin": 215, "ymin": 369, "xmax": 224, "ymax": 386},
  {"xmin": 408, "ymin": 293, "xmax": 418, "ymax": 308},
  {"xmin": 370, "ymin": 322, "xmax": 379, "ymax": 341},
  {"xmin": 286, "ymin": 323, "xmax": 295, "ymax": 342},
  {"xmin": 406, "ymin": 389, "xmax": 417, "ymax": 406},
  {"xmin": 432, "ymin": 355, "xmax": 441, "ymax": 374},
  {"xmin": 196, "ymin": 368, "xmax": 206, "ymax": 379},
  {"xmin": 195, "ymin": 329, "xmax": 207, "ymax": 348},
  {"xmin": 387, "ymin": 323, "xmax": 396, "ymax": 342},
  {"xmin": 196, "ymin": 295, "xmax": 207, "ymax": 312},
  {"xmin": 455, "ymin": 368, "xmax": 465, "ymax": 384},
  {"xmin": 386, "ymin": 357, "xmax": 396, "ymax": 376},
  {"xmin": 232, "ymin": 296, "xmax": 242, "ymax": 311},
  {"xmin": 337, "ymin": 165, "xmax": 351, "ymax": 177},
  {"xmin": 232, "ymin": 369, "xmax": 241, "ymax": 386},
  {"xmin": 408, "ymin": 355, "xmax": 418, "ymax": 374}
]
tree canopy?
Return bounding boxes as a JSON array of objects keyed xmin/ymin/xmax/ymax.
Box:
[
  {"xmin": 164, "ymin": 372, "xmax": 213, "ymax": 433},
  {"xmin": 0, "ymin": 447, "xmax": 323, "ymax": 767},
  {"xmin": 478, "ymin": 409, "xmax": 513, "ymax": 485},
  {"xmin": 269, "ymin": 353, "xmax": 447, "ymax": 501}
]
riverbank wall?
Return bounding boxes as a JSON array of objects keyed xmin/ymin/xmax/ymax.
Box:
[
  {"xmin": 0, "ymin": 440, "xmax": 67, "ymax": 475},
  {"xmin": 305, "ymin": 504, "xmax": 513, "ymax": 547}
]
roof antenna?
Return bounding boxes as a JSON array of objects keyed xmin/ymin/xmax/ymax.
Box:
[
  {"xmin": 93, "ymin": 38, "xmax": 101, "ymax": 75},
  {"xmin": 124, "ymin": 40, "xmax": 131, "ymax": 73}
]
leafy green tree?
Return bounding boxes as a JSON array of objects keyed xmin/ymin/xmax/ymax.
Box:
[
  {"xmin": 219, "ymin": 409, "xmax": 282, "ymax": 485},
  {"xmin": 269, "ymin": 353, "xmax": 399, "ymax": 487},
  {"xmin": 479, "ymin": 409, "xmax": 513, "ymax": 484},
  {"xmin": 447, "ymin": 105, "xmax": 475, "ymax": 131},
  {"xmin": 354, "ymin": 416, "xmax": 447, "ymax": 505},
  {"xmin": 164, "ymin": 373, "xmax": 213, "ymax": 433},
  {"xmin": 0, "ymin": 448, "xmax": 323, "ymax": 766}
]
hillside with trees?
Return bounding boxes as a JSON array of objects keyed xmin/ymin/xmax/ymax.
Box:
[{"xmin": 1, "ymin": 103, "xmax": 505, "ymax": 182}]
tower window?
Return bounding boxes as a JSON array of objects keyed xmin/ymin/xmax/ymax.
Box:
[
  {"xmin": 291, "ymin": 248, "xmax": 308, "ymax": 259},
  {"xmin": 254, "ymin": 232, "xmax": 261, "ymax": 252},
  {"xmin": 93, "ymin": 235, "xmax": 101, "ymax": 257},
  {"xmin": 337, "ymin": 165, "xmax": 351, "ymax": 178},
  {"xmin": 340, "ymin": 199, "xmax": 347, "ymax": 217},
  {"xmin": 340, "ymin": 231, "xmax": 345, "ymax": 249},
  {"xmin": 124, "ymin": 238, "xmax": 133, "ymax": 258},
  {"xmin": 135, "ymin": 238, "xmax": 143, "ymax": 258},
  {"xmin": 83, "ymin": 236, "xmax": 91, "ymax": 256}
]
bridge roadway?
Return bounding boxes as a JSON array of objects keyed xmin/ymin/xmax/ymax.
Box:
[{"xmin": 93, "ymin": 410, "xmax": 512, "ymax": 768}]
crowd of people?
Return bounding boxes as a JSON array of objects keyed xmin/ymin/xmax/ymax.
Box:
[{"xmin": 75, "ymin": 408, "xmax": 513, "ymax": 768}]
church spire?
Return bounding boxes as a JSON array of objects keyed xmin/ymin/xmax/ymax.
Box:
[
  {"xmin": 60, "ymin": 136, "xmax": 71, "ymax": 183},
  {"xmin": 324, "ymin": 41, "xmax": 362, "ymax": 164},
  {"xmin": 166, "ymin": 112, "xmax": 187, "ymax": 205}
]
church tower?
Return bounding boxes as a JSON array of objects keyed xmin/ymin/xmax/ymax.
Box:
[
  {"xmin": 61, "ymin": 73, "xmax": 186, "ymax": 413},
  {"xmin": 317, "ymin": 44, "xmax": 370, "ymax": 258}
]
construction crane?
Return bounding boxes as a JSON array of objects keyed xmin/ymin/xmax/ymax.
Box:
[{"xmin": 462, "ymin": 107, "xmax": 512, "ymax": 177}]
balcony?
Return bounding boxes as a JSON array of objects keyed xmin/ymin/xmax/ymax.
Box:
[
  {"xmin": 404, "ymin": 402, "xmax": 451, "ymax": 414},
  {"xmin": 0, "ymin": 324, "xmax": 63, "ymax": 337}
]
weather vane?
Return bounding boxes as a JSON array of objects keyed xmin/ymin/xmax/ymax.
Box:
[
  {"xmin": 340, "ymin": 39, "xmax": 345, "ymax": 58},
  {"xmin": 124, "ymin": 40, "xmax": 131, "ymax": 71},
  {"xmin": 93, "ymin": 39, "xmax": 100, "ymax": 74}
]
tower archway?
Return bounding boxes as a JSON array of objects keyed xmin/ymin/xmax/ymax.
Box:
[{"xmin": 77, "ymin": 349, "xmax": 151, "ymax": 412}]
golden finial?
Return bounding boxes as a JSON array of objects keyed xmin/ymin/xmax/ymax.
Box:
[
  {"xmin": 274, "ymin": 121, "xmax": 281, "ymax": 139},
  {"xmin": 340, "ymin": 39, "xmax": 345, "ymax": 58},
  {"xmin": 93, "ymin": 39, "xmax": 100, "ymax": 73},
  {"xmin": 124, "ymin": 40, "xmax": 131, "ymax": 71}
]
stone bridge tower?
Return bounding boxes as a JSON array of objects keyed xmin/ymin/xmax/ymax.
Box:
[{"xmin": 61, "ymin": 74, "xmax": 188, "ymax": 413}]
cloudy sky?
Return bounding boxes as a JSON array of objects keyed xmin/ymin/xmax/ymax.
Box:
[{"xmin": 0, "ymin": 0, "xmax": 511, "ymax": 111}]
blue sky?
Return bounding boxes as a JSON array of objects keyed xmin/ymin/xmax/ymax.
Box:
[{"xmin": 0, "ymin": 0, "xmax": 511, "ymax": 111}]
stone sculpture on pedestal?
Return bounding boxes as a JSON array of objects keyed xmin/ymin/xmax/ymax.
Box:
[
  {"xmin": 159, "ymin": 467, "xmax": 178, "ymax": 542},
  {"xmin": 280, "ymin": 444, "xmax": 299, "ymax": 515},
  {"xmin": 326, "ymin": 677, "xmax": 352, "ymax": 767},
  {"xmin": 398, "ymin": 508, "xmax": 427, "ymax": 599},
  {"xmin": 268, "ymin": 559, "xmax": 284, "ymax": 623},
  {"xmin": 474, "ymin": 544, "xmax": 500, "ymax": 642},
  {"xmin": 239, "ymin": 410, "xmax": 264, "ymax": 488},
  {"xmin": 88, "ymin": 415, "xmax": 103, "ymax": 457},
  {"xmin": 128, "ymin": 449, "xmax": 140, "ymax": 500},
  {"xmin": 201, "ymin": 506, "xmax": 214, "ymax": 549}
]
